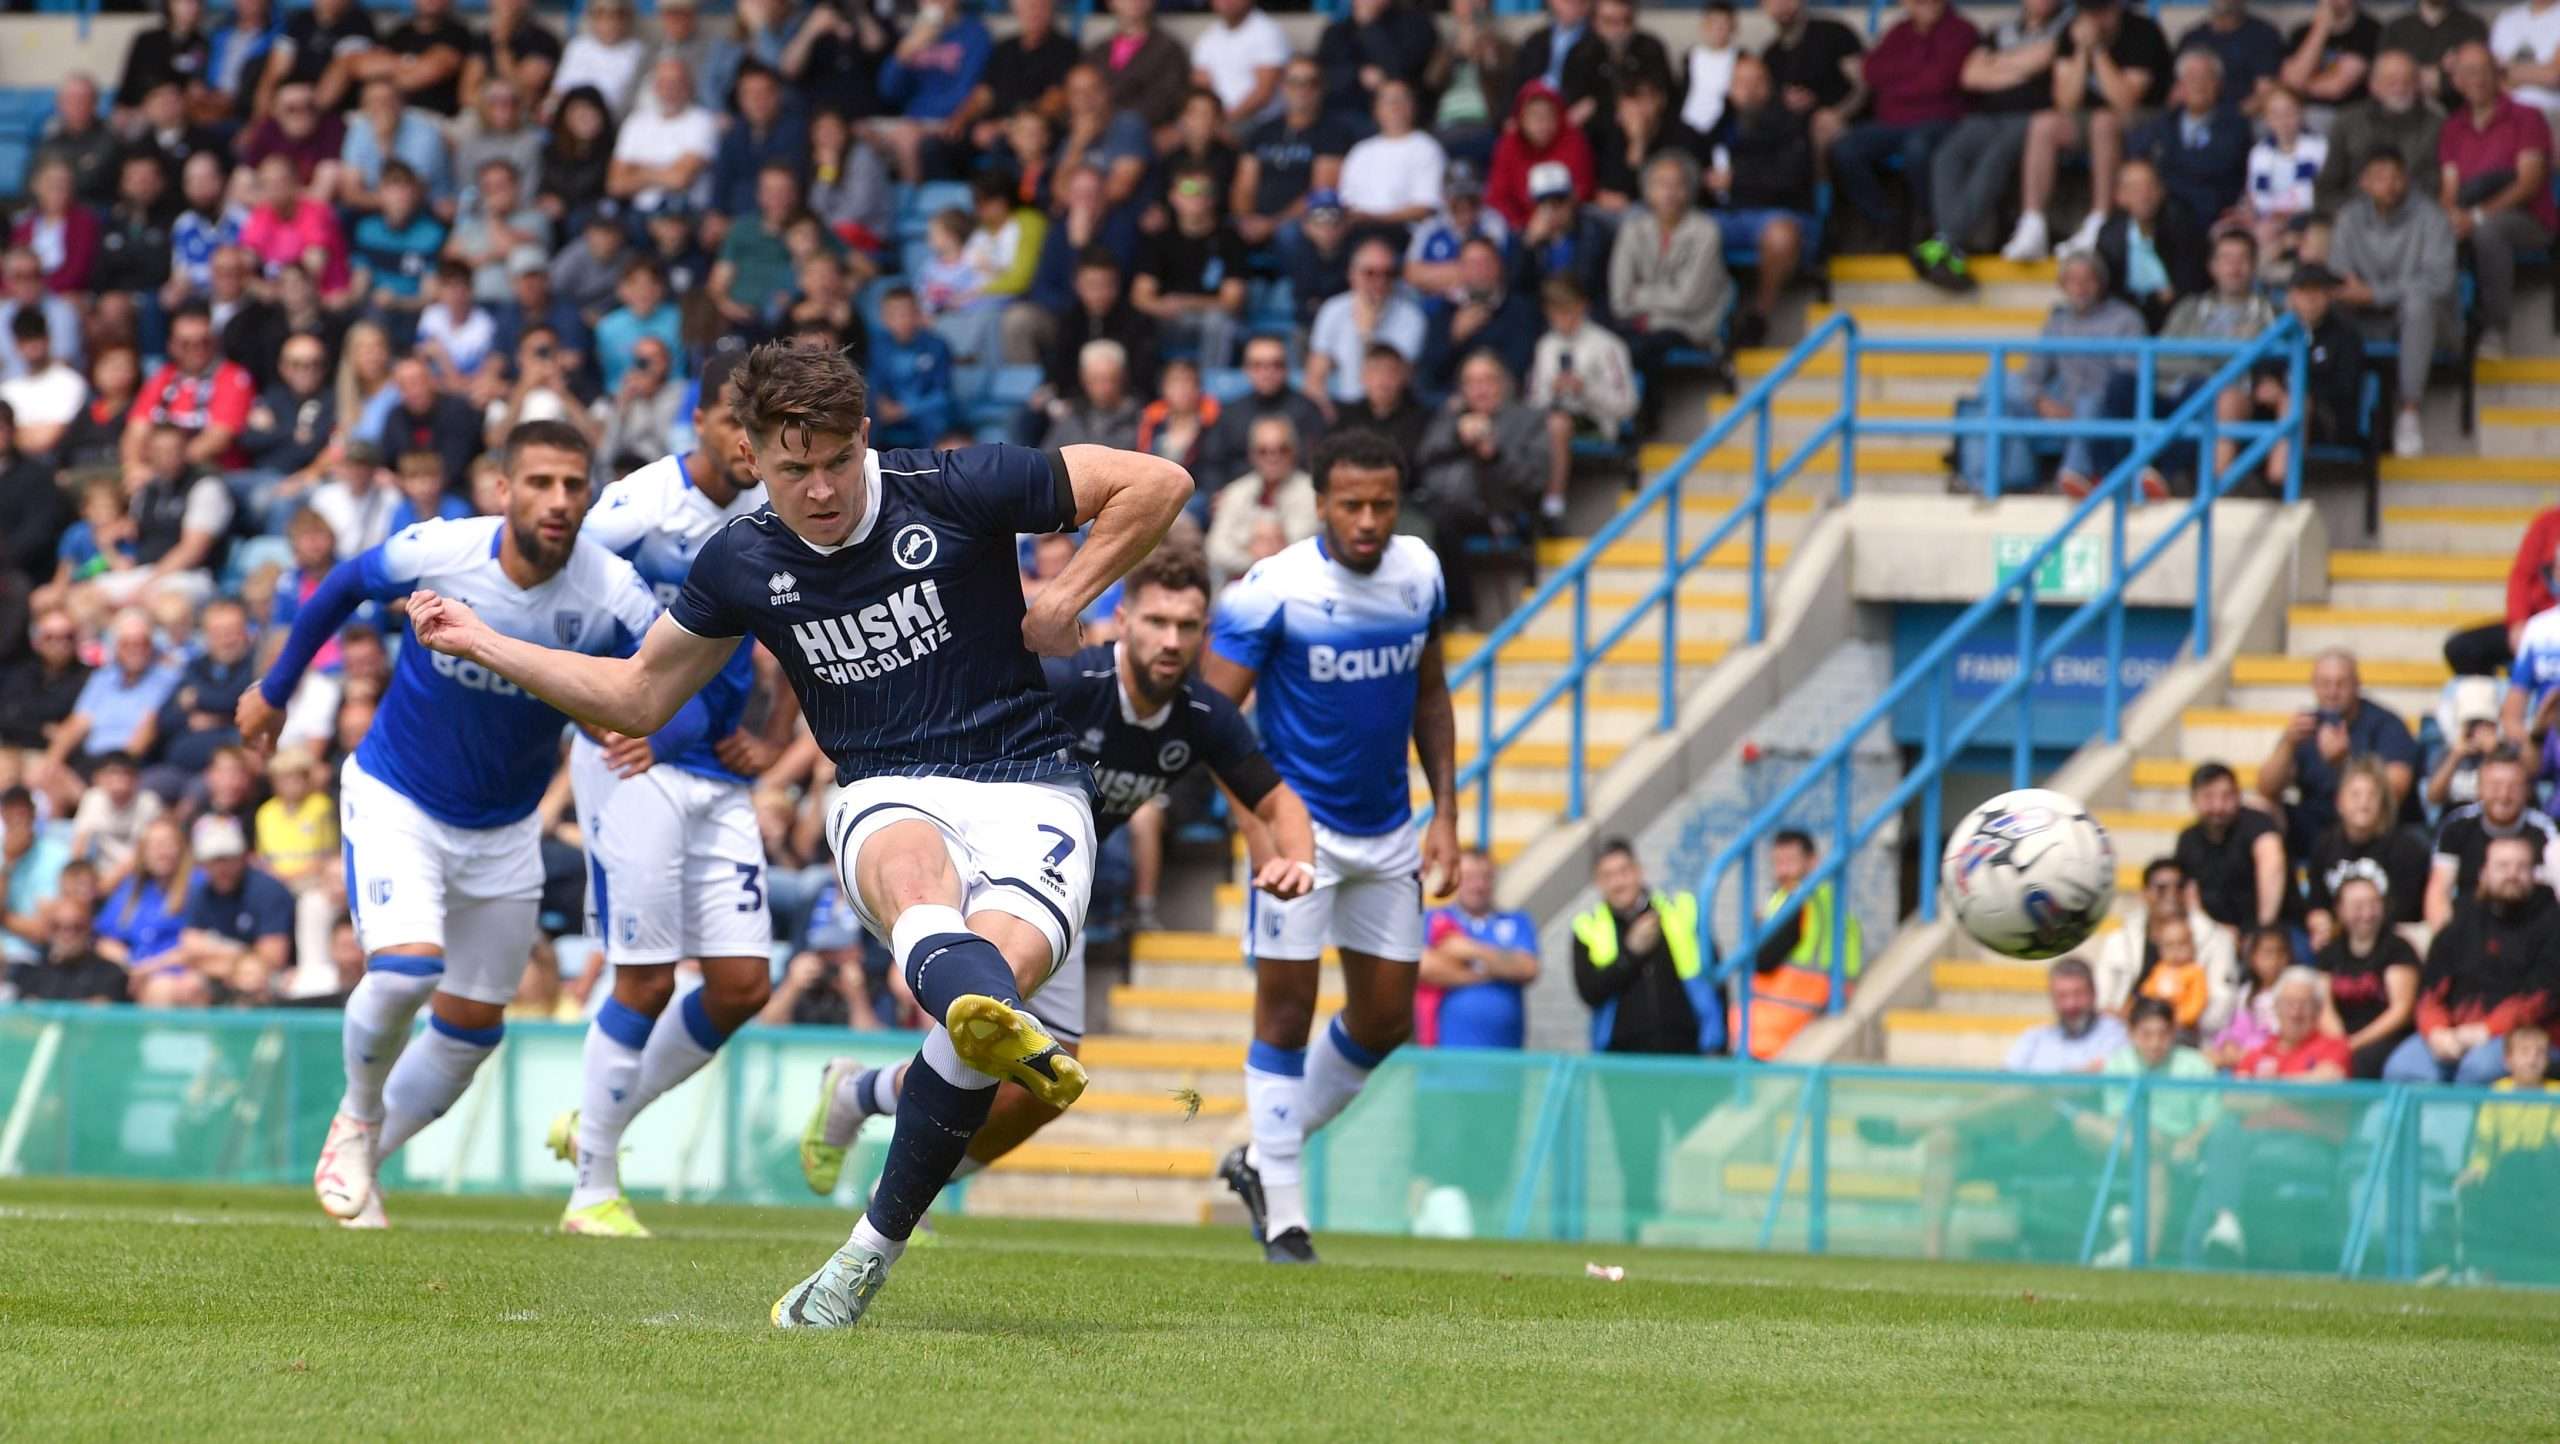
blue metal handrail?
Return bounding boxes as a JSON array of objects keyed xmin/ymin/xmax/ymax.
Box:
[
  {"xmin": 1429, "ymin": 316, "xmax": 2305, "ymax": 860},
  {"xmin": 1425, "ymin": 312, "xmax": 1860, "ymax": 846},
  {"xmin": 1699, "ymin": 316, "xmax": 2311, "ymax": 1061}
]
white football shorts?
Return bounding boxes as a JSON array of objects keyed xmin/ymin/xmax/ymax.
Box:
[
  {"xmin": 568, "ymin": 734, "xmax": 776, "ymax": 968},
  {"xmin": 824, "ymin": 774, "xmax": 1096, "ymax": 988},
  {"xmin": 1246, "ymin": 820, "xmax": 1424, "ymax": 964},
  {"xmin": 339, "ymin": 753, "xmax": 543, "ymax": 1005}
]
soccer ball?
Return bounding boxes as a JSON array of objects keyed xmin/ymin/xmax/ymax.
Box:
[{"xmin": 1940, "ymin": 788, "xmax": 2116, "ymax": 959}]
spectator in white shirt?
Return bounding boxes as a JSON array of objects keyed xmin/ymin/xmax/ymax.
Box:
[
  {"xmin": 552, "ymin": 0, "xmax": 651, "ymax": 117},
  {"xmin": 1192, "ymin": 0, "xmax": 1293, "ymax": 125},
  {"xmin": 1304, "ymin": 236, "xmax": 1427, "ymax": 409},
  {"xmin": 1338, "ymin": 79, "xmax": 1447, "ymax": 228},
  {"xmin": 2492, "ymin": 0, "xmax": 2560, "ymax": 124},
  {"xmin": 414, "ymin": 260, "xmax": 496, "ymax": 382},
  {"xmin": 306, "ymin": 443, "xmax": 403, "ymax": 559},
  {"xmin": 0, "ymin": 307, "xmax": 86, "ymax": 454},
  {"xmin": 607, "ymin": 58, "xmax": 719, "ymax": 215},
  {"xmin": 1681, "ymin": 3, "xmax": 1742, "ymax": 136},
  {"xmin": 1527, "ymin": 275, "xmax": 1637, "ymax": 517}
]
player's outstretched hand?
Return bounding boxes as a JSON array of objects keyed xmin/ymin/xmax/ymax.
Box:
[
  {"xmin": 1252, "ymin": 855, "xmax": 1315, "ymax": 900},
  {"xmin": 234, "ymin": 686, "xmax": 283, "ymax": 759},
  {"xmin": 1020, "ymin": 601, "xmax": 1082, "ymax": 657},
  {"xmin": 408, "ymin": 590, "xmax": 491, "ymax": 658},
  {"xmin": 1421, "ymin": 815, "xmax": 1461, "ymax": 899},
  {"xmin": 600, "ymin": 731, "xmax": 657, "ymax": 778}
]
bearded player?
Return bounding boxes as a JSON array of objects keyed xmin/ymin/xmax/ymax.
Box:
[{"xmin": 405, "ymin": 343, "xmax": 1189, "ymax": 1328}]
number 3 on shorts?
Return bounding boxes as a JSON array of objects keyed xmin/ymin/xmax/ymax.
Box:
[{"xmin": 735, "ymin": 862, "xmax": 765, "ymax": 912}]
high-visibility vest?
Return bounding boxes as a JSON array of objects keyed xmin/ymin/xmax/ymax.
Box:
[
  {"xmin": 1729, "ymin": 882, "xmax": 1854, "ymax": 1060},
  {"xmin": 1575, "ymin": 890, "xmax": 1724, "ymax": 1054}
]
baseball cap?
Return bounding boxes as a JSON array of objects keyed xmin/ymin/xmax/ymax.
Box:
[
  {"xmin": 192, "ymin": 815, "xmax": 246, "ymax": 861},
  {"xmin": 1305, "ymin": 187, "xmax": 1345, "ymax": 222},
  {"xmin": 1444, "ymin": 159, "xmax": 1483, "ymax": 198},
  {"xmin": 1528, "ymin": 161, "xmax": 1575, "ymax": 202}
]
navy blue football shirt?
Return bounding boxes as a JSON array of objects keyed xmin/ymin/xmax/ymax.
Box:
[
  {"xmin": 668, "ymin": 445, "xmax": 1085, "ymax": 788},
  {"xmin": 1044, "ymin": 642, "xmax": 1280, "ymax": 839}
]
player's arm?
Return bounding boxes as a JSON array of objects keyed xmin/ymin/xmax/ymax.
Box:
[
  {"xmin": 1412, "ymin": 627, "xmax": 1460, "ymax": 897},
  {"xmin": 1202, "ymin": 684, "xmax": 1313, "ymax": 897},
  {"xmin": 410, "ymin": 600, "xmax": 741, "ymax": 740},
  {"xmin": 235, "ymin": 542, "xmax": 414, "ymax": 753},
  {"xmin": 1022, "ymin": 444, "xmax": 1194, "ymax": 654}
]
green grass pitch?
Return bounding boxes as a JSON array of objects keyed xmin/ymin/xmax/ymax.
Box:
[{"xmin": 4, "ymin": 1178, "xmax": 2557, "ymax": 1442}]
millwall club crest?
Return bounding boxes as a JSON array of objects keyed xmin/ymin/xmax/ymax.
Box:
[
  {"xmin": 553, "ymin": 612, "xmax": 585, "ymax": 647},
  {"xmin": 1158, "ymin": 740, "xmax": 1192, "ymax": 772},
  {"xmin": 892, "ymin": 523, "xmax": 939, "ymax": 571}
]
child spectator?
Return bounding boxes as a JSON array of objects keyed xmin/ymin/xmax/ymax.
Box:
[
  {"xmin": 348, "ymin": 162, "xmax": 447, "ymax": 326},
  {"xmin": 957, "ymin": 173, "xmax": 1048, "ymax": 357},
  {"xmin": 385, "ymin": 449, "xmax": 473, "ymax": 533},
  {"xmin": 2245, "ymin": 89, "xmax": 2329, "ymax": 265},
  {"xmin": 2208, "ymin": 927, "xmax": 2295, "ymax": 1065},
  {"xmin": 866, "ymin": 286, "xmax": 956, "ymax": 449},
  {"xmin": 2454, "ymin": 1025, "xmax": 2560, "ymax": 1279},
  {"xmin": 253, "ymin": 744, "xmax": 336, "ymax": 888},
  {"xmin": 593, "ymin": 258, "xmax": 681, "ymax": 393},
  {"xmin": 69, "ymin": 752, "xmax": 162, "ymax": 882},
  {"xmin": 2138, "ymin": 912, "xmax": 2213, "ymax": 1038},
  {"xmin": 414, "ymin": 260, "xmax": 497, "ymax": 381},
  {"xmin": 1679, "ymin": 3, "xmax": 1741, "ymax": 138},
  {"xmin": 1527, "ymin": 276, "xmax": 1637, "ymax": 522},
  {"xmin": 270, "ymin": 508, "xmax": 352, "ymax": 675},
  {"xmin": 51, "ymin": 476, "xmax": 140, "ymax": 595}
]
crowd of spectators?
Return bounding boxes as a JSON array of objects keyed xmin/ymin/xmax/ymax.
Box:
[
  {"xmin": 0, "ymin": 0, "xmax": 1811, "ymax": 1019},
  {"xmin": 1889, "ymin": 0, "xmax": 2560, "ymax": 483},
  {"xmin": 2067, "ymin": 645, "xmax": 2556, "ymax": 1097}
]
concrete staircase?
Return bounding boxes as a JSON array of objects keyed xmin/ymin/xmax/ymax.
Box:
[{"xmin": 1882, "ymin": 457, "xmax": 2548, "ymax": 1069}]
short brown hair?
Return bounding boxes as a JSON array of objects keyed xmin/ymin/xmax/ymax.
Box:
[
  {"xmin": 726, "ymin": 341, "xmax": 869, "ymax": 451},
  {"xmin": 500, "ymin": 418, "xmax": 595, "ymax": 474},
  {"xmin": 1122, "ymin": 545, "xmax": 1211, "ymax": 607}
]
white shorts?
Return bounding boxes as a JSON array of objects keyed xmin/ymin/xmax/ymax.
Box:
[
  {"xmin": 1024, "ymin": 930, "xmax": 1085, "ymax": 1045},
  {"xmin": 1247, "ymin": 820, "xmax": 1424, "ymax": 964},
  {"xmin": 824, "ymin": 773, "xmax": 1096, "ymax": 987},
  {"xmin": 569, "ymin": 735, "xmax": 776, "ymax": 967},
  {"xmin": 339, "ymin": 753, "xmax": 544, "ymax": 1006}
]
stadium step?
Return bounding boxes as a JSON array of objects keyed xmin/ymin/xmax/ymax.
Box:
[
  {"xmin": 1928, "ymin": 959, "xmax": 2055, "ymax": 1018},
  {"xmin": 2285, "ymin": 604, "xmax": 2501, "ymax": 658},
  {"xmin": 1074, "ymin": 1035, "xmax": 1246, "ymax": 1098},
  {"xmin": 2474, "ymin": 405, "xmax": 2560, "ymax": 457},
  {"xmin": 1029, "ymin": 1089, "xmax": 1245, "ymax": 1151},
  {"xmin": 2090, "ymin": 808, "xmax": 2187, "ymax": 865},
  {"xmin": 965, "ymin": 1143, "xmax": 1225, "ymax": 1226},
  {"xmin": 1108, "ymin": 985, "xmax": 1347, "ymax": 1040},
  {"xmin": 1879, "ymin": 1009, "xmax": 2036, "ymax": 1069},
  {"xmin": 1824, "ymin": 254, "xmax": 2060, "ymax": 310},
  {"xmin": 1635, "ymin": 442, "xmax": 1944, "ymax": 478},
  {"xmin": 1805, "ymin": 302, "xmax": 2048, "ymax": 335},
  {"xmin": 1530, "ymin": 537, "xmax": 1791, "ymax": 571},
  {"xmin": 2223, "ymin": 653, "xmax": 2447, "ymax": 720},
  {"xmin": 2373, "ymin": 505, "xmax": 2552, "ymax": 554}
]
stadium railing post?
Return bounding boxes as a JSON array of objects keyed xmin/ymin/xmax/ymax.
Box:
[
  {"xmin": 1806, "ymin": 1066, "xmax": 1831, "ymax": 1255},
  {"xmin": 2078, "ymin": 1094, "xmax": 2135, "ymax": 1266},
  {"xmin": 2011, "ymin": 581, "xmax": 2034, "ymax": 789},
  {"xmin": 2103, "ymin": 483, "xmax": 2127, "ymax": 742},
  {"xmin": 2127, "ymin": 1077, "xmax": 2153, "ymax": 1270},
  {"xmin": 1836, "ymin": 330, "xmax": 1859, "ymax": 505}
]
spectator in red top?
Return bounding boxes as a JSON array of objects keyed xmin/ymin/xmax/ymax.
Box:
[
  {"xmin": 1828, "ymin": 0, "xmax": 1980, "ymax": 250},
  {"xmin": 11, "ymin": 160, "xmax": 102, "ymax": 296},
  {"xmin": 1485, "ymin": 81, "xmax": 1594, "ymax": 229},
  {"xmin": 122, "ymin": 302, "xmax": 255, "ymax": 476},
  {"xmin": 2446, "ymin": 502, "xmax": 2560, "ymax": 675},
  {"xmin": 2439, "ymin": 41, "xmax": 2553, "ymax": 360},
  {"xmin": 2386, "ymin": 835, "xmax": 2560, "ymax": 1085}
]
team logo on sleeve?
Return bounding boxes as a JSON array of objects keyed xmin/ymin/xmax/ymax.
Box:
[
  {"xmin": 553, "ymin": 612, "xmax": 585, "ymax": 646},
  {"xmin": 892, "ymin": 524, "xmax": 939, "ymax": 571},
  {"xmin": 367, "ymin": 878, "xmax": 394, "ymax": 907}
]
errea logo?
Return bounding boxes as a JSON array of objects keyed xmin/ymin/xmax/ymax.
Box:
[{"xmin": 768, "ymin": 571, "xmax": 800, "ymax": 605}]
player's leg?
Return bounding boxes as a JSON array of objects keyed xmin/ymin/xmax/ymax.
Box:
[
  {"xmin": 562, "ymin": 778, "xmax": 775, "ymax": 1232},
  {"xmin": 1302, "ymin": 946, "xmax": 1418, "ymax": 1139},
  {"xmin": 317, "ymin": 759, "xmax": 451, "ymax": 1222},
  {"xmin": 376, "ymin": 893, "xmax": 540, "ymax": 1161},
  {"xmin": 805, "ymin": 930, "xmax": 1088, "ymax": 1192},
  {"xmin": 1221, "ymin": 861, "xmax": 1333, "ymax": 1262},
  {"xmin": 774, "ymin": 781, "xmax": 1087, "ymax": 1328}
]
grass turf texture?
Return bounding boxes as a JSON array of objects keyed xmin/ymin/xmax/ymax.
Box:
[{"xmin": 4, "ymin": 1179, "xmax": 2556, "ymax": 1442}]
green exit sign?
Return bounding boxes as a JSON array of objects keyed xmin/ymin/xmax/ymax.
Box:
[{"xmin": 1994, "ymin": 534, "xmax": 2104, "ymax": 600}]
